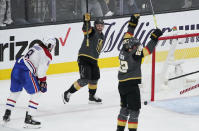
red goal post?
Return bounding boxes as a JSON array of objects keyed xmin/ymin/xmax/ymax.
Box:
[{"xmin": 150, "ymin": 32, "xmax": 199, "ymax": 102}]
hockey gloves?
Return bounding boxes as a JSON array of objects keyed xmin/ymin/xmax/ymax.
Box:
[
  {"xmin": 83, "ymin": 13, "xmax": 91, "ymax": 22},
  {"xmin": 129, "ymin": 14, "xmax": 140, "ymax": 28},
  {"xmin": 39, "ymin": 81, "xmax": 47, "ymax": 93},
  {"xmin": 150, "ymin": 28, "xmax": 163, "ymax": 41}
]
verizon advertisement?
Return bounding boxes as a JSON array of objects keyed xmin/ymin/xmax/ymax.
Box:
[{"xmin": 0, "ymin": 10, "xmax": 199, "ymax": 70}]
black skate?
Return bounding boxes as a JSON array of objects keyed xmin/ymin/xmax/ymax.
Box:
[
  {"xmin": 24, "ymin": 112, "xmax": 41, "ymax": 129},
  {"xmin": 89, "ymin": 94, "xmax": 102, "ymax": 104},
  {"xmin": 3, "ymin": 109, "xmax": 11, "ymax": 122},
  {"xmin": 62, "ymin": 91, "xmax": 71, "ymax": 104}
]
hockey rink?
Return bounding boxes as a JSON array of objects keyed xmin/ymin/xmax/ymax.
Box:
[{"xmin": 0, "ymin": 67, "xmax": 199, "ymax": 131}]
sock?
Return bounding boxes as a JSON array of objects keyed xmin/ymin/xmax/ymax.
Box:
[
  {"xmin": 6, "ymin": 92, "xmax": 21, "ymax": 110},
  {"xmin": 68, "ymin": 84, "xmax": 78, "ymax": 93}
]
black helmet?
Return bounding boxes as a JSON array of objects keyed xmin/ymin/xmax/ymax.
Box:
[
  {"xmin": 123, "ymin": 37, "xmax": 141, "ymax": 50},
  {"xmin": 94, "ymin": 18, "xmax": 104, "ymax": 26}
]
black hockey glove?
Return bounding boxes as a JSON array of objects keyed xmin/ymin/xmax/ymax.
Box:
[
  {"xmin": 39, "ymin": 81, "xmax": 47, "ymax": 93},
  {"xmin": 129, "ymin": 14, "xmax": 140, "ymax": 28},
  {"xmin": 150, "ymin": 28, "xmax": 163, "ymax": 41}
]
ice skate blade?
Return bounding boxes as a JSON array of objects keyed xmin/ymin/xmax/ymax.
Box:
[
  {"xmin": 62, "ymin": 93, "xmax": 69, "ymax": 104},
  {"xmin": 23, "ymin": 124, "xmax": 41, "ymax": 129},
  {"xmin": 88, "ymin": 101, "xmax": 102, "ymax": 104},
  {"xmin": 62, "ymin": 94, "xmax": 67, "ymax": 104}
]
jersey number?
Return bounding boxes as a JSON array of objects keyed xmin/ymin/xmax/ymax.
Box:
[
  {"xmin": 119, "ymin": 60, "xmax": 128, "ymax": 73},
  {"xmin": 25, "ymin": 49, "xmax": 34, "ymax": 59}
]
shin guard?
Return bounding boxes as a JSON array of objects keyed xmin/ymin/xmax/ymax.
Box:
[
  {"xmin": 117, "ymin": 107, "xmax": 129, "ymax": 130},
  {"xmin": 128, "ymin": 110, "xmax": 140, "ymax": 131}
]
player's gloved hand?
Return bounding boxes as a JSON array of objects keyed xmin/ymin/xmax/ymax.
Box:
[
  {"xmin": 39, "ymin": 81, "xmax": 47, "ymax": 93},
  {"xmin": 83, "ymin": 13, "xmax": 91, "ymax": 22},
  {"xmin": 150, "ymin": 28, "xmax": 163, "ymax": 41},
  {"xmin": 129, "ymin": 14, "xmax": 140, "ymax": 28}
]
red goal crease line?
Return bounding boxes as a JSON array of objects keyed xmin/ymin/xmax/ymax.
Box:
[{"xmin": 158, "ymin": 33, "xmax": 199, "ymax": 40}]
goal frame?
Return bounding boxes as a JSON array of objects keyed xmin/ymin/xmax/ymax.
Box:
[{"xmin": 150, "ymin": 33, "xmax": 199, "ymax": 102}]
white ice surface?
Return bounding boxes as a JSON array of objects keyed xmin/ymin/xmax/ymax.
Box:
[{"xmin": 0, "ymin": 68, "xmax": 199, "ymax": 131}]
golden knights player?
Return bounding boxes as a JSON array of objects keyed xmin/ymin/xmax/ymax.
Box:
[
  {"xmin": 116, "ymin": 14, "xmax": 163, "ymax": 131},
  {"xmin": 62, "ymin": 13, "xmax": 104, "ymax": 104}
]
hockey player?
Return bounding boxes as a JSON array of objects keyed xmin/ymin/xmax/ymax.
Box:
[
  {"xmin": 0, "ymin": 0, "xmax": 13, "ymax": 27},
  {"xmin": 2, "ymin": 38, "xmax": 56, "ymax": 128},
  {"xmin": 63, "ymin": 13, "xmax": 105, "ymax": 104},
  {"xmin": 116, "ymin": 14, "xmax": 163, "ymax": 131}
]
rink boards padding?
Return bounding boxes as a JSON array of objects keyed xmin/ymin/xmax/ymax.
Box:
[
  {"xmin": 1, "ymin": 46, "xmax": 199, "ymax": 80},
  {"xmin": 1, "ymin": 10, "xmax": 199, "ymax": 80}
]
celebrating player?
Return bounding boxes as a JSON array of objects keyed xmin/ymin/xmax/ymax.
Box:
[
  {"xmin": 116, "ymin": 14, "xmax": 163, "ymax": 131},
  {"xmin": 62, "ymin": 13, "xmax": 105, "ymax": 104},
  {"xmin": 2, "ymin": 38, "xmax": 56, "ymax": 128}
]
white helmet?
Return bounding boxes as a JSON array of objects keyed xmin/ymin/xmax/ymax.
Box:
[{"xmin": 43, "ymin": 38, "xmax": 56, "ymax": 52}]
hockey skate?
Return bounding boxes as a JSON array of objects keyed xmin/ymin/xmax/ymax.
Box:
[
  {"xmin": 3, "ymin": 109, "xmax": 11, "ymax": 122},
  {"xmin": 4, "ymin": 19, "xmax": 13, "ymax": 25},
  {"xmin": 24, "ymin": 112, "xmax": 41, "ymax": 129},
  {"xmin": 62, "ymin": 91, "xmax": 71, "ymax": 104},
  {"xmin": 0, "ymin": 23, "xmax": 6, "ymax": 27},
  {"xmin": 89, "ymin": 94, "xmax": 102, "ymax": 104},
  {"xmin": 105, "ymin": 11, "xmax": 114, "ymax": 16}
]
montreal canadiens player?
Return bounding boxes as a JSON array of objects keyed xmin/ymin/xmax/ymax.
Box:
[{"xmin": 2, "ymin": 38, "xmax": 56, "ymax": 128}]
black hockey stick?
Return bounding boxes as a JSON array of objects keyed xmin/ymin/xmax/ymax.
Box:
[
  {"xmin": 86, "ymin": 0, "xmax": 90, "ymax": 47},
  {"xmin": 168, "ymin": 70, "xmax": 199, "ymax": 81},
  {"xmin": 149, "ymin": 0, "xmax": 158, "ymax": 28},
  {"xmin": 86, "ymin": 0, "xmax": 88, "ymax": 12}
]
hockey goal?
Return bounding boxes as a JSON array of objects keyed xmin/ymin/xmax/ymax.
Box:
[{"xmin": 141, "ymin": 31, "xmax": 199, "ymax": 102}]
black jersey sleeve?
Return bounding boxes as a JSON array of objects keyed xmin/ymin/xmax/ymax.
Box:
[{"xmin": 82, "ymin": 21, "xmax": 92, "ymax": 35}]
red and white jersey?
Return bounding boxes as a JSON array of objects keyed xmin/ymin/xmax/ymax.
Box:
[{"xmin": 23, "ymin": 44, "xmax": 52, "ymax": 81}]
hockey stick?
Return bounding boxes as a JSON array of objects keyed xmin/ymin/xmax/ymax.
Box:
[
  {"xmin": 86, "ymin": 0, "xmax": 88, "ymax": 14},
  {"xmin": 86, "ymin": 0, "xmax": 90, "ymax": 47},
  {"xmin": 179, "ymin": 83, "xmax": 199, "ymax": 95},
  {"xmin": 168, "ymin": 70, "xmax": 199, "ymax": 81},
  {"xmin": 149, "ymin": 0, "xmax": 158, "ymax": 28}
]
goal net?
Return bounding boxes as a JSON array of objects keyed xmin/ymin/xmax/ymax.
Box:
[{"xmin": 141, "ymin": 30, "xmax": 199, "ymax": 102}]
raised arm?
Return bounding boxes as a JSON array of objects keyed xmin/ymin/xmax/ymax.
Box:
[
  {"xmin": 123, "ymin": 14, "xmax": 140, "ymax": 39},
  {"xmin": 143, "ymin": 29, "xmax": 163, "ymax": 56},
  {"xmin": 82, "ymin": 13, "xmax": 92, "ymax": 35}
]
